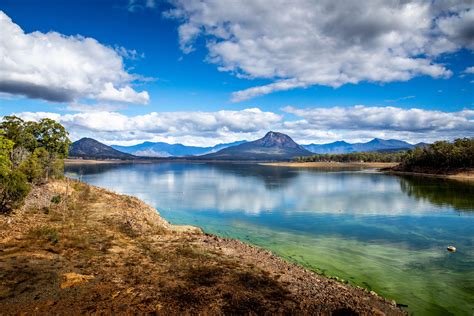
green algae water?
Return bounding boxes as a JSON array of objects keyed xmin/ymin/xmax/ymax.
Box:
[{"xmin": 65, "ymin": 162, "xmax": 474, "ymax": 315}]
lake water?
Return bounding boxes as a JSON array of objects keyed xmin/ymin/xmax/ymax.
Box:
[{"xmin": 65, "ymin": 162, "xmax": 474, "ymax": 315}]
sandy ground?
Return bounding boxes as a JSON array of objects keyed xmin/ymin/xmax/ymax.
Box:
[
  {"xmin": 0, "ymin": 179, "xmax": 404, "ymax": 315},
  {"xmin": 261, "ymin": 161, "xmax": 400, "ymax": 169}
]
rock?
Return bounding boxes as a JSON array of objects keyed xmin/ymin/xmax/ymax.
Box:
[
  {"xmin": 60, "ymin": 272, "xmax": 95, "ymax": 289},
  {"xmin": 447, "ymin": 246, "xmax": 456, "ymax": 253}
]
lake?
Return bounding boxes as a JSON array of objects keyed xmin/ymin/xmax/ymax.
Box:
[{"xmin": 65, "ymin": 162, "xmax": 474, "ymax": 315}]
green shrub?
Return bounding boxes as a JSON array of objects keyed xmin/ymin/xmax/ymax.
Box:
[
  {"xmin": 0, "ymin": 170, "xmax": 31, "ymax": 214},
  {"xmin": 51, "ymin": 195, "xmax": 61, "ymax": 204},
  {"xmin": 0, "ymin": 137, "xmax": 14, "ymax": 177}
]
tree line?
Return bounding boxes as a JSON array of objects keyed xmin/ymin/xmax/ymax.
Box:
[
  {"xmin": 398, "ymin": 138, "xmax": 473, "ymax": 173},
  {"xmin": 0, "ymin": 116, "xmax": 70, "ymax": 213},
  {"xmin": 294, "ymin": 151, "xmax": 405, "ymax": 163},
  {"xmin": 294, "ymin": 138, "xmax": 474, "ymax": 173}
]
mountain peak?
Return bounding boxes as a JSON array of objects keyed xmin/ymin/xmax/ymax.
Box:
[
  {"xmin": 256, "ymin": 131, "xmax": 300, "ymax": 148},
  {"xmin": 199, "ymin": 131, "xmax": 312, "ymax": 160},
  {"xmin": 369, "ymin": 138, "xmax": 383, "ymax": 143},
  {"xmin": 70, "ymin": 138, "xmax": 135, "ymax": 160}
]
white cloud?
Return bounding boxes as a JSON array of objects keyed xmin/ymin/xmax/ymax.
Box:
[
  {"xmin": 0, "ymin": 11, "xmax": 149, "ymax": 104},
  {"xmin": 281, "ymin": 106, "xmax": 474, "ymax": 144},
  {"xmin": 96, "ymin": 83, "xmax": 149, "ymax": 104},
  {"xmin": 14, "ymin": 108, "xmax": 283, "ymax": 146},
  {"xmin": 168, "ymin": 0, "xmax": 473, "ymax": 101},
  {"xmin": 13, "ymin": 105, "xmax": 474, "ymax": 146},
  {"xmin": 283, "ymin": 106, "xmax": 474, "ymax": 132},
  {"xmin": 464, "ymin": 66, "xmax": 474, "ymax": 74}
]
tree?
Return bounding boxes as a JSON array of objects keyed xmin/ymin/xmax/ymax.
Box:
[
  {"xmin": 0, "ymin": 116, "xmax": 71, "ymax": 213},
  {"xmin": 0, "ymin": 116, "xmax": 37, "ymax": 152},
  {"xmin": 34, "ymin": 118, "xmax": 71, "ymax": 158}
]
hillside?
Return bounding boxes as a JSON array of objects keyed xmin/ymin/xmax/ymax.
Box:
[
  {"xmin": 69, "ymin": 138, "xmax": 136, "ymax": 160},
  {"xmin": 199, "ymin": 131, "xmax": 313, "ymax": 161},
  {"xmin": 0, "ymin": 179, "xmax": 403, "ymax": 314},
  {"xmin": 111, "ymin": 140, "xmax": 246, "ymax": 157}
]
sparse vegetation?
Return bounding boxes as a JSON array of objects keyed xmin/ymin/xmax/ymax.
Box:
[
  {"xmin": 28, "ymin": 225, "xmax": 59, "ymax": 244},
  {"xmin": 0, "ymin": 116, "xmax": 70, "ymax": 213}
]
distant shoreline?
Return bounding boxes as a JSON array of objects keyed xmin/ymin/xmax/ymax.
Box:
[
  {"xmin": 64, "ymin": 158, "xmax": 136, "ymax": 165},
  {"xmin": 260, "ymin": 161, "xmax": 399, "ymax": 169}
]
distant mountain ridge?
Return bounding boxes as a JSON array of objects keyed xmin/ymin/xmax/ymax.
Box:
[
  {"xmin": 69, "ymin": 138, "xmax": 136, "ymax": 160},
  {"xmin": 111, "ymin": 140, "xmax": 247, "ymax": 157},
  {"xmin": 302, "ymin": 138, "xmax": 422, "ymax": 154},
  {"xmin": 69, "ymin": 135, "xmax": 426, "ymax": 161},
  {"xmin": 198, "ymin": 131, "xmax": 313, "ymax": 161}
]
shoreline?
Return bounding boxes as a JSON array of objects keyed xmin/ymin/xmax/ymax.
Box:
[
  {"xmin": 384, "ymin": 169, "xmax": 474, "ymax": 182},
  {"xmin": 260, "ymin": 161, "xmax": 399, "ymax": 169},
  {"xmin": 0, "ymin": 179, "xmax": 404, "ymax": 314},
  {"xmin": 64, "ymin": 158, "xmax": 144, "ymax": 164},
  {"xmin": 261, "ymin": 161, "xmax": 474, "ymax": 182}
]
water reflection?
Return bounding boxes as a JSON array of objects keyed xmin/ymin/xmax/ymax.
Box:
[
  {"xmin": 399, "ymin": 175, "xmax": 474, "ymax": 211},
  {"xmin": 66, "ymin": 162, "xmax": 474, "ymax": 215}
]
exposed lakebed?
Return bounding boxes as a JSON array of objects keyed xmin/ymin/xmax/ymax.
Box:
[{"xmin": 65, "ymin": 162, "xmax": 474, "ymax": 315}]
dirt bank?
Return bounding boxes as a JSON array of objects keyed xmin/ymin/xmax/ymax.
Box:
[
  {"xmin": 0, "ymin": 179, "xmax": 404, "ymax": 315},
  {"xmin": 261, "ymin": 161, "xmax": 399, "ymax": 169}
]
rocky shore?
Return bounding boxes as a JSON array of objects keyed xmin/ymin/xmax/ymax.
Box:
[{"xmin": 0, "ymin": 179, "xmax": 404, "ymax": 315}]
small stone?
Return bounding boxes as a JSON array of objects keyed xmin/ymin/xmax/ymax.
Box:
[{"xmin": 447, "ymin": 246, "xmax": 456, "ymax": 253}]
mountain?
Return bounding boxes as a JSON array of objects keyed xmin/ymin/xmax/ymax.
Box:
[
  {"xmin": 303, "ymin": 141, "xmax": 353, "ymax": 154},
  {"xmin": 69, "ymin": 138, "xmax": 136, "ymax": 160},
  {"xmin": 111, "ymin": 140, "xmax": 247, "ymax": 157},
  {"xmin": 302, "ymin": 138, "xmax": 417, "ymax": 154},
  {"xmin": 198, "ymin": 131, "xmax": 313, "ymax": 161}
]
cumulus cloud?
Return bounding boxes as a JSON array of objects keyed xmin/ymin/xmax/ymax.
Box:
[
  {"xmin": 13, "ymin": 105, "xmax": 474, "ymax": 145},
  {"xmin": 0, "ymin": 11, "xmax": 149, "ymax": 104},
  {"xmin": 281, "ymin": 106, "xmax": 474, "ymax": 144},
  {"xmin": 283, "ymin": 106, "xmax": 474, "ymax": 132},
  {"xmin": 167, "ymin": 0, "xmax": 474, "ymax": 101},
  {"xmin": 15, "ymin": 108, "xmax": 283, "ymax": 146}
]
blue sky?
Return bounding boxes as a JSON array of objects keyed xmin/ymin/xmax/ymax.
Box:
[{"xmin": 0, "ymin": 0, "xmax": 473, "ymax": 145}]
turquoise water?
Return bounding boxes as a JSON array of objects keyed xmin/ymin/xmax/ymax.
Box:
[{"xmin": 65, "ymin": 162, "xmax": 474, "ymax": 315}]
